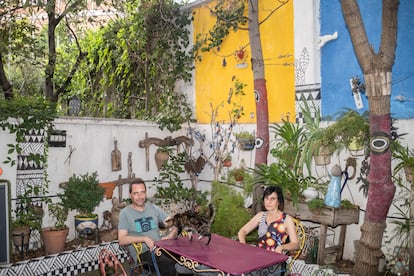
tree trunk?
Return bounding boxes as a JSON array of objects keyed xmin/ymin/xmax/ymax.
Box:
[
  {"xmin": 248, "ymin": 0, "xmax": 270, "ymax": 214},
  {"xmin": 411, "ymin": 182, "xmax": 414, "ymax": 275},
  {"xmin": 45, "ymin": 1, "xmax": 58, "ymax": 102},
  {"xmin": 340, "ymin": 1, "xmax": 399, "ymax": 275},
  {"xmin": 0, "ymin": 53, "xmax": 13, "ymax": 99}
]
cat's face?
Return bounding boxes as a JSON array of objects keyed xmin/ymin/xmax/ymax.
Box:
[{"xmin": 164, "ymin": 216, "xmax": 176, "ymax": 228}]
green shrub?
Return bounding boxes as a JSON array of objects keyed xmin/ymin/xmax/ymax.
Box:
[{"xmin": 210, "ymin": 181, "xmax": 251, "ymax": 238}]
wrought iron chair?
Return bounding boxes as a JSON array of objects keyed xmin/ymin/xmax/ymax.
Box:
[
  {"xmin": 287, "ymin": 217, "xmax": 307, "ymax": 271},
  {"xmin": 124, "ymin": 243, "xmax": 153, "ymax": 276}
]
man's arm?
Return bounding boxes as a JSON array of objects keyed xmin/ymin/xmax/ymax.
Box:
[
  {"xmin": 118, "ymin": 229, "xmax": 155, "ymax": 250},
  {"xmin": 162, "ymin": 225, "xmax": 178, "ymax": 240}
]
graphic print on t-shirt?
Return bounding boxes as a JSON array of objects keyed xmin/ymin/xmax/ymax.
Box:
[{"xmin": 135, "ymin": 217, "xmax": 156, "ymax": 233}]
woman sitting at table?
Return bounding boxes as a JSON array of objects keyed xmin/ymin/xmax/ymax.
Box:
[{"xmin": 238, "ymin": 185, "xmax": 299, "ymax": 254}]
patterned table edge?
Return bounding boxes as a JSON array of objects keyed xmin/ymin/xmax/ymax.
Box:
[{"xmin": 0, "ymin": 241, "xmax": 128, "ymax": 276}]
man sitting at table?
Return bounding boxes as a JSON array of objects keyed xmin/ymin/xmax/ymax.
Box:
[
  {"xmin": 238, "ymin": 185, "xmax": 299, "ymax": 253},
  {"xmin": 118, "ymin": 179, "xmax": 179, "ymax": 276}
]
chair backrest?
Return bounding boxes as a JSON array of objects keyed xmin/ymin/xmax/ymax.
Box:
[{"xmin": 288, "ymin": 217, "xmax": 306, "ymax": 270}]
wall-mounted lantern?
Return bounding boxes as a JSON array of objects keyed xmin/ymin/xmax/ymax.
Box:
[{"xmin": 68, "ymin": 95, "xmax": 81, "ymax": 116}]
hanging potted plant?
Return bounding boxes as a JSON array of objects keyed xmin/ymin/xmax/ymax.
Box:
[
  {"xmin": 326, "ymin": 109, "xmax": 369, "ymax": 156},
  {"xmin": 222, "ymin": 155, "xmax": 232, "ymax": 167},
  {"xmin": 41, "ymin": 201, "xmax": 69, "ymax": 255},
  {"xmin": 235, "ymin": 131, "xmax": 256, "ymax": 151},
  {"xmin": 61, "ymin": 171, "xmax": 105, "ymax": 236},
  {"xmin": 299, "ymin": 100, "xmax": 338, "ymax": 171},
  {"xmin": 393, "ymin": 144, "xmax": 414, "ymax": 182}
]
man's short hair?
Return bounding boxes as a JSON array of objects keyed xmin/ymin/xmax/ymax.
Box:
[{"xmin": 129, "ymin": 178, "xmax": 146, "ymax": 193}]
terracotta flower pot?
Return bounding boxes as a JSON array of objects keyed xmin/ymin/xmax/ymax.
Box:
[
  {"xmin": 12, "ymin": 226, "xmax": 31, "ymax": 248},
  {"xmin": 99, "ymin": 182, "xmax": 116, "ymax": 199},
  {"xmin": 155, "ymin": 150, "xmax": 169, "ymax": 171},
  {"xmin": 223, "ymin": 160, "xmax": 232, "ymax": 167},
  {"xmin": 41, "ymin": 226, "xmax": 69, "ymax": 255}
]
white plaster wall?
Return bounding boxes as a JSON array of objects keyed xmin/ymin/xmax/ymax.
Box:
[{"xmin": 1, "ymin": 117, "xmax": 413, "ymax": 261}]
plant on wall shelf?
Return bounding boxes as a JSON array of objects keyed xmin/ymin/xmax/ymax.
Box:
[{"xmin": 235, "ymin": 131, "xmax": 256, "ymax": 150}]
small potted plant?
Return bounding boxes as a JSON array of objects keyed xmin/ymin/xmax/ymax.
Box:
[
  {"xmin": 229, "ymin": 167, "xmax": 246, "ymax": 182},
  {"xmin": 393, "ymin": 144, "xmax": 414, "ymax": 182},
  {"xmin": 61, "ymin": 171, "xmax": 105, "ymax": 236},
  {"xmin": 11, "ymin": 188, "xmax": 42, "ymax": 251},
  {"xmin": 222, "ymin": 155, "xmax": 232, "ymax": 167},
  {"xmin": 11, "ymin": 207, "xmax": 40, "ymax": 251},
  {"xmin": 41, "ymin": 201, "xmax": 69, "ymax": 255},
  {"xmin": 235, "ymin": 131, "xmax": 256, "ymax": 150}
]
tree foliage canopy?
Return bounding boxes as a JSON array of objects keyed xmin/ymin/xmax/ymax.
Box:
[{"xmin": 1, "ymin": 0, "xmax": 195, "ymax": 132}]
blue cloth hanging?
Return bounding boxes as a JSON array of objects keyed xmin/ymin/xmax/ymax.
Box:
[{"xmin": 324, "ymin": 165, "xmax": 342, "ymax": 208}]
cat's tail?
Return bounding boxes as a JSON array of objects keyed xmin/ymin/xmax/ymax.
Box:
[{"xmin": 208, "ymin": 203, "xmax": 216, "ymax": 224}]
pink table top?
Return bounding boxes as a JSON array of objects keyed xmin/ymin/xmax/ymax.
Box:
[{"xmin": 154, "ymin": 233, "xmax": 288, "ymax": 274}]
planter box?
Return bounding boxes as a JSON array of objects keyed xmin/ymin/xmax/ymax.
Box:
[
  {"xmin": 284, "ymin": 199, "xmax": 359, "ymax": 227},
  {"xmin": 284, "ymin": 199, "xmax": 360, "ymax": 265}
]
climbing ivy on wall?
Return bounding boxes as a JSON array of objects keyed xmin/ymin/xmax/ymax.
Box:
[
  {"xmin": 0, "ymin": 95, "xmax": 56, "ymax": 166},
  {"xmin": 70, "ymin": 0, "xmax": 194, "ymax": 132}
]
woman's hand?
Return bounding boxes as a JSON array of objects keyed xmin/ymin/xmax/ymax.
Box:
[{"xmin": 275, "ymin": 245, "xmax": 284, "ymax": 254}]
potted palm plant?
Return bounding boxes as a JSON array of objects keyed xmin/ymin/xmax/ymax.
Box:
[
  {"xmin": 61, "ymin": 171, "xmax": 105, "ymax": 236},
  {"xmin": 41, "ymin": 201, "xmax": 69, "ymax": 255}
]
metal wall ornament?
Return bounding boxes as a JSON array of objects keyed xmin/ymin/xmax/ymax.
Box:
[{"xmin": 370, "ymin": 132, "xmax": 390, "ymax": 154}]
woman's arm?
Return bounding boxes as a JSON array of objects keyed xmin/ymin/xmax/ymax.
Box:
[{"xmin": 238, "ymin": 212, "xmax": 263, "ymax": 243}]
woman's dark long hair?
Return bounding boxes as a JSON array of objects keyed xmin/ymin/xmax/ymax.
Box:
[{"xmin": 262, "ymin": 185, "xmax": 284, "ymax": 211}]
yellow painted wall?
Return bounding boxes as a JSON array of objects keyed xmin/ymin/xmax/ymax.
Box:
[{"xmin": 193, "ymin": 0, "xmax": 295, "ymax": 124}]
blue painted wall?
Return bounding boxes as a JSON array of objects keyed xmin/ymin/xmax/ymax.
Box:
[{"xmin": 321, "ymin": 0, "xmax": 414, "ymax": 119}]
